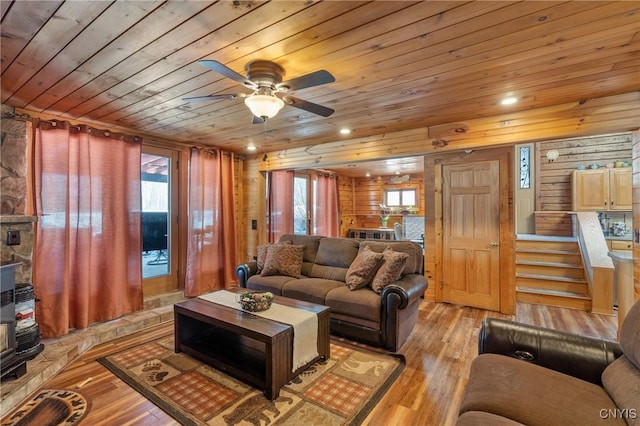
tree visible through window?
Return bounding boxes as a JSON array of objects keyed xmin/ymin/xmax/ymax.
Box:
[{"xmin": 293, "ymin": 175, "xmax": 309, "ymax": 235}]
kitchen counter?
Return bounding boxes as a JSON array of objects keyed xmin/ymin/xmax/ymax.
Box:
[{"xmin": 605, "ymin": 234, "xmax": 632, "ymax": 241}]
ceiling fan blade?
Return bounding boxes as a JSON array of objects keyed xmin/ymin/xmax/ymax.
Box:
[
  {"xmin": 284, "ymin": 96, "xmax": 334, "ymax": 117},
  {"xmin": 198, "ymin": 60, "xmax": 257, "ymax": 89},
  {"xmin": 182, "ymin": 93, "xmax": 239, "ymax": 102},
  {"xmin": 279, "ymin": 70, "xmax": 335, "ymax": 91}
]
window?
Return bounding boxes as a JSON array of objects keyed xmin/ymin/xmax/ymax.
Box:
[
  {"xmin": 519, "ymin": 146, "xmax": 531, "ymax": 189},
  {"xmin": 293, "ymin": 174, "xmax": 310, "ymax": 235},
  {"xmin": 385, "ymin": 188, "xmax": 417, "ymax": 207}
]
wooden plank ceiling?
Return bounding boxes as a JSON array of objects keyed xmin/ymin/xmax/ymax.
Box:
[{"xmin": 2, "ymin": 1, "xmax": 639, "ymax": 175}]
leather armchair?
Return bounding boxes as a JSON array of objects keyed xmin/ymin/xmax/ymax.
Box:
[
  {"xmin": 458, "ymin": 300, "xmax": 640, "ymax": 426},
  {"xmin": 479, "ymin": 317, "xmax": 623, "ymax": 385}
]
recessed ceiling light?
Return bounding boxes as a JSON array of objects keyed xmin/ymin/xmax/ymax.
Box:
[
  {"xmin": 247, "ymin": 145, "xmax": 257, "ymax": 151},
  {"xmin": 365, "ymin": 172, "xmax": 371, "ymax": 177},
  {"xmin": 339, "ymin": 128, "xmax": 351, "ymax": 135},
  {"xmin": 501, "ymin": 97, "xmax": 518, "ymax": 105}
]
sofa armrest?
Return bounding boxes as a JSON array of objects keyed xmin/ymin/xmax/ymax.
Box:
[
  {"xmin": 235, "ymin": 261, "xmax": 258, "ymax": 288},
  {"xmin": 479, "ymin": 317, "xmax": 623, "ymax": 385},
  {"xmin": 381, "ymin": 274, "xmax": 427, "ymax": 309}
]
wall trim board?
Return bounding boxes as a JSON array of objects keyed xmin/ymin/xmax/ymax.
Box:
[{"xmin": 257, "ymin": 92, "xmax": 640, "ymax": 173}]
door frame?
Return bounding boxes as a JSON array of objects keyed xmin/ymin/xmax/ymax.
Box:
[
  {"xmin": 141, "ymin": 144, "xmax": 181, "ymax": 296},
  {"xmin": 426, "ymin": 146, "xmax": 515, "ymax": 314}
]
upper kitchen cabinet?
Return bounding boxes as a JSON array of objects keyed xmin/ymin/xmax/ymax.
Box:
[{"xmin": 572, "ymin": 168, "xmax": 632, "ymax": 211}]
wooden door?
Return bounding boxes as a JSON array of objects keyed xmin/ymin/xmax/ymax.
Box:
[{"xmin": 442, "ymin": 161, "xmax": 501, "ymax": 311}]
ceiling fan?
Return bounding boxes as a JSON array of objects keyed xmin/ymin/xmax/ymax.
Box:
[{"xmin": 184, "ymin": 60, "xmax": 335, "ymax": 123}]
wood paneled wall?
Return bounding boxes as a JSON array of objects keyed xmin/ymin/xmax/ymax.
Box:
[
  {"xmin": 536, "ymin": 133, "xmax": 632, "ymax": 211},
  {"xmin": 338, "ymin": 175, "xmax": 355, "ymax": 238},
  {"xmin": 633, "ymin": 130, "xmax": 640, "ymax": 301},
  {"xmin": 242, "ymin": 93, "xmax": 639, "ymax": 305},
  {"xmin": 349, "ymin": 173, "xmax": 425, "ymax": 230},
  {"xmin": 259, "ymin": 93, "xmax": 639, "ymax": 172},
  {"xmin": 238, "ymin": 155, "xmax": 266, "ymax": 263}
]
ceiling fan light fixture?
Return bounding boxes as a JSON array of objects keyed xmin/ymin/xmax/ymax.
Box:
[{"xmin": 244, "ymin": 94, "xmax": 284, "ymax": 119}]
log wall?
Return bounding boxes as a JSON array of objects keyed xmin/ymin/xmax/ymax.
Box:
[
  {"xmin": 536, "ymin": 133, "xmax": 632, "ymax": 212},
  {"xmin": 534, "ymin": 133, "xmax": 632, "ymax": 236}
]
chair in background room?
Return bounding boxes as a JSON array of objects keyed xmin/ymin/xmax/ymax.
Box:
[{"xmin": 394, "ymin": 222, "xmax": 403, "ymax": 240}]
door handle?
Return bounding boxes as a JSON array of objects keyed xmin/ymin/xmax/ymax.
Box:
[{"xmin": 487, "ymin": 241, "xmax": 499, "ymax": 248}]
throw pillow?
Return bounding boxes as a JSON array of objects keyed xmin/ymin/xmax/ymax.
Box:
[
  {"xmin": 261, "ymin": 244, "xmax": 304, "ymax": 278},
  {"xmin": 345, "ymin": 246, "xmax": 384, "ymax": 290},
  {"xmin": 370, "ymin": 247, "xmax": 409, "ymax": 294},
  {"xmin": 256, "ymin": 241, "xmax": 291, "ymax": 272}
]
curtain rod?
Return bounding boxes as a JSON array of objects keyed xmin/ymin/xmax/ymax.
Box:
[
  {"xmin": 192, "ymin": 146, "xmax": 237, "ymax": 158},
  {"xmin": 5, "ymin": 109, "xmax": 243, "ymax": 158},
  {"xmin": 4, "ymin": 110, "xmax": 142, "ymax": 141}
]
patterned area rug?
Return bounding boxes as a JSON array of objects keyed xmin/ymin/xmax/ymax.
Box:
[
  {"xmin": 98, "ymin": 334, "xmax": 404, "ymax": 426},
  {"xmin": 1, "ymin": 389, "xmax": 89, "ymax": 426}
]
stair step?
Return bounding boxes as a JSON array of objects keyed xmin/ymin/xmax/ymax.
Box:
[
  {"xmin": 516, "ymin": 260, "xmax": 583, "ymax": 269},
  {"xmin": 516, "ymin": 234, "xmax": 577, "ymax": 242},
  {"xmin": 515, "ymin": 273, "xmax": 586, "ymax": 283},
  {"xmin": 516, "ymin": 276, "xmax": 589, "ymax": 294},
  {"xmin": 515, "ymin": 239, "xmax": 579, "ymax": 251},
  {"xmin": 515, "ymin": 235, "xmax": 590, "ymax": 312},
  {"xmin": 517, "ymin": 287, "xmax": 590, "ymax": 299},
  {"xmin": 516, "ymin": 251, "xmax": 582, "ymax": 264},
  {"xmin": 516, "ymin": 287, "xmax": 592, "ymax": 311},
  {"xmin": 516, "ymin": 248, "xmax": 580, "ymax": 255},
  {"xmin": 516, "ymin": 262, "xmax": 585, "ymax": 280}
]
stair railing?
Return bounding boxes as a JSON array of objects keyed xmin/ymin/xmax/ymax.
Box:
[{"xmin": 573, "ymin": 212, "xmax": 614, "ymax": 315}]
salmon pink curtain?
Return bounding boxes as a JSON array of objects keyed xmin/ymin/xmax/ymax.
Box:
[
  {"xmin": 185, "ymin": 148, "xmax": 237, "ymax": 296},
  {"xmin": 315, "ymin": 173, "xmax": 340, "ymax": 237},
  {"xmin": 267, "ymin": 171, "xmax": 294, "ymax": 243},
  {"xmin": 32, "ymin": 121, "xmax": 143, "ymax": 338}
]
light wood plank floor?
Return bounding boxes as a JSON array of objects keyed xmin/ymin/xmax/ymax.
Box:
[{"xmin": 6, "ymin": 301, "xmax": 618, "ymax": 426}]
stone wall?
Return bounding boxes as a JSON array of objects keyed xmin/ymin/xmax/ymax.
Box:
[{"xmin": 1, "ymin": 105, "xmax": 34, "ymax": 283}]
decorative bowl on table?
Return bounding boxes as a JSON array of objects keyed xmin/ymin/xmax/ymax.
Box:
[{"xmin": 236, "ymin": 291, "xmax": 273, "ymax": 312}]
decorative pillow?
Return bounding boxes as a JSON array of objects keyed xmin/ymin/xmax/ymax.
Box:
[
  {"xmin": 370, "ymin": 247, "xmax": 409, "ymax": 294},
  {"xmin": 345, "ymin": 246, "xmax": 384, "ymax": 290},
  {"xmin": 256, "ymin": 241, "xmax": 291, "ymax": 272},
  {"xmin": 260, "ymin": 244, "xmax": 304, "ymax": 278}
]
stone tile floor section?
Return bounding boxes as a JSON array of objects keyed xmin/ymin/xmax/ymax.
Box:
[{"xmin": 0, "ymin": 291, "xmax": 185, "ymax": 418}]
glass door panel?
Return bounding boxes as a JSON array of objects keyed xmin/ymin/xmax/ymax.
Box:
[
  {"xmin": 141, "ymin": 147, "xmax": 178, "ymax": 295},
  {"xmin": 294, "ymin": 175, "xmax": 309, "ymax": 235}
]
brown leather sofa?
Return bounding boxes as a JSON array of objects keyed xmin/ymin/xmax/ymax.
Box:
[
  {"xmin": 457, "ymin": 299, "xmax": 640, "ymax": 425},
  {"xmin": 236, "ymin": 234, "xmax": 428, "ymax": 351}
]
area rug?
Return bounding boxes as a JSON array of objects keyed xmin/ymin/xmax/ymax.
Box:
[
  {"xmin": 1, "ymin": 389, "xmax": 89, "ymax": 426},
  {"xmin": 98, "ymin": 334, "xmax": 404, "ymax": 426}
]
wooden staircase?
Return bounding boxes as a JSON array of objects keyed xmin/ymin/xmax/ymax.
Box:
[{"xmin": 515, "ymin": 235, "xmax": 592, "ymax": 311}]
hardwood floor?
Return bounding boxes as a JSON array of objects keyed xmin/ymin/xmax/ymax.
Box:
[{"xmin": 6, "ymin": 301, "xmax": 617, "ymax": 426}]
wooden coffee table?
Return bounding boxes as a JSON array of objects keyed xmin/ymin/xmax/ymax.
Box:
[{"xmin": 174, "ymin": 292, "xmax": 330, "ymax": 400}]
